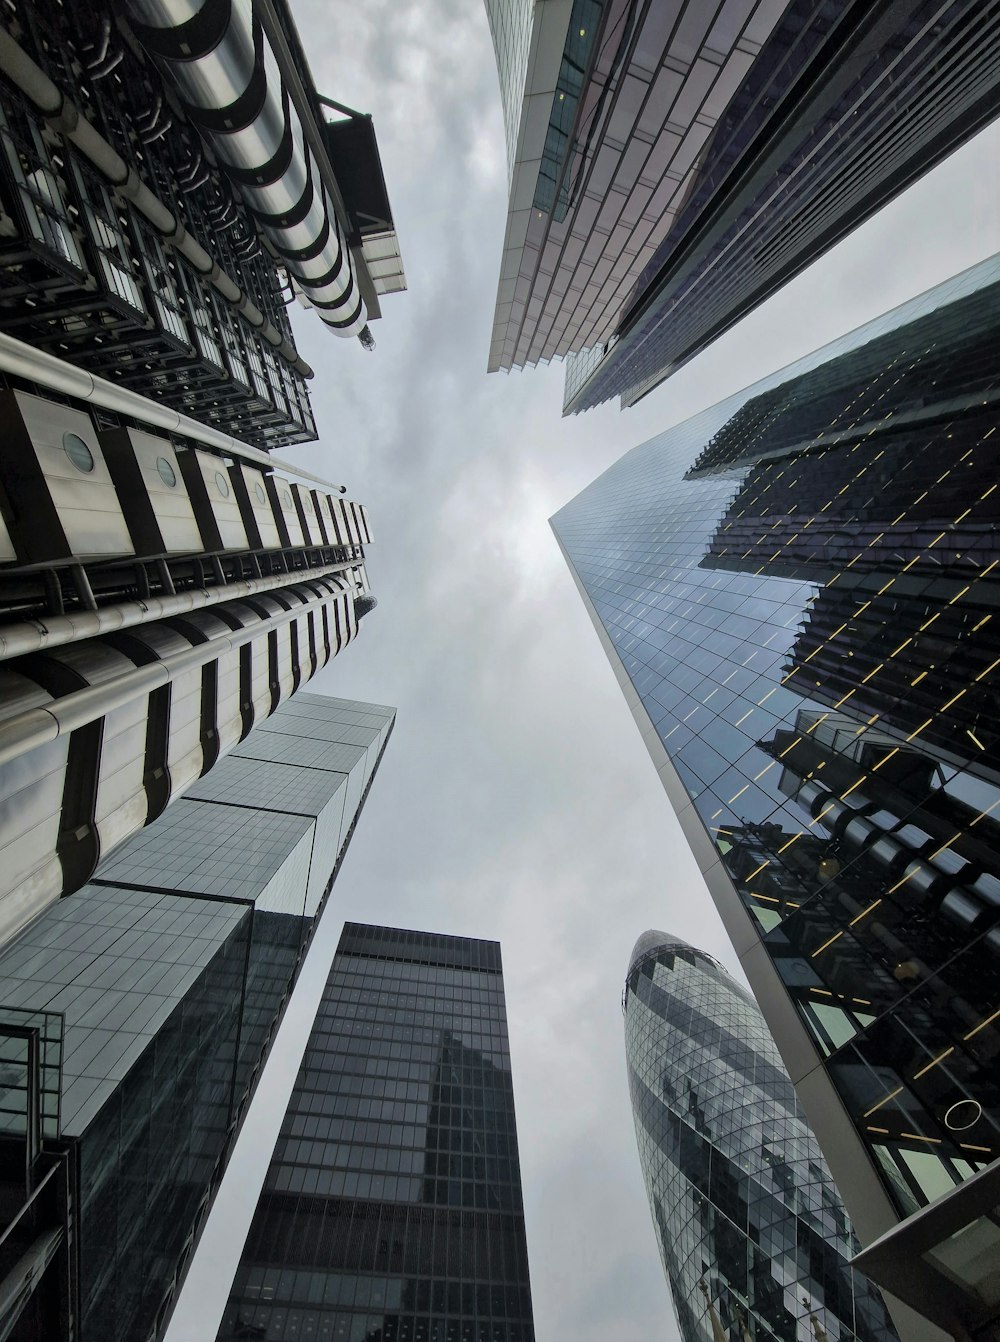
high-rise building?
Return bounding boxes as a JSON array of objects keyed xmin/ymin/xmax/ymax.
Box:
[
  {"xmin": 551, "ymin": 254, "xmax": 1000, "ymax": 1341},
  {"xmin": 624, "ymin": 930, "xmax": 898, "ymax": 1342},
  {"xmin": 217, "ymin": 922, "xmax": 536, "ymax": 1342},
  {"xmin": 0, "ymin": 693, "xmax": 395, "ymax": 1342},
  {"xmin": 0, "ymin": 368, "xmax": 381, "ymax": 944},
  {"xmin": 483, "ymin": 0, "xmax": 1000, "ymax": 415},
  {"xmin": 0, "ymin": 0, "xmax": 405, "ymax": 447}
]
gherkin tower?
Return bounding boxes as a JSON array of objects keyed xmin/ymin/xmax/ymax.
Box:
[{"xmin": 623, "ymin": 932, "xmax": 896, "ymax": 1342}]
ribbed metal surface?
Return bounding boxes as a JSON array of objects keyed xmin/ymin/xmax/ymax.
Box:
[{"xmin": 126, "ymin": 0, "xmax": 368, "ymax": 337}]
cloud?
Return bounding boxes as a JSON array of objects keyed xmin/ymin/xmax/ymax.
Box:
[{"xmin": 165, "ymin": 4, "xmax": 1000, "ymax": 1338}]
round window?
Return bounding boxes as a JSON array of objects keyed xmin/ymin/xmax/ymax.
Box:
[
  {"xmin": 63, "ymin": 432, "xmax": 94, "ymax": 473},
  {"xmin": 156, "ymin": 456, "xmax": 177, "ymax": 488},
  {"xmin": 215, "ymin": 470, "xmax": 230, "ymax": 498},
  {"xmin": 944, "ymin": 1099, "xmax": 982, "ymax": 1132},
  {"xmin": 255, "ymin": 482, "xmax": 267, "ymax": 504},
  {"xmin": 282, "ymin": 489, "xmax": 293, "ymax": 511}
]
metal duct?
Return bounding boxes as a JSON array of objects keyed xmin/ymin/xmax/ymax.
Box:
[{"xmin": 126, "ymin": 0, "xmax": 368, "ymax": 338}]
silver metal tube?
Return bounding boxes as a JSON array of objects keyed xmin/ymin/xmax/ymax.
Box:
[
  {"xmin": 0, "ymin": 25, "xmax": 312, "ymax": 377},
  {"xmin": 0, "ymin": 561, "xmax": 350, "ymax": 661},
  {"xmin": 125, "ymin": 0, "xmax": 368, "ymax": 337},
  {"xmin": 0, "ymin": 331, "xmax": 340, "ymax": 489},
  {"xmin": 0, "ymin": 579, "xmax": 357, "ymax": 770}
]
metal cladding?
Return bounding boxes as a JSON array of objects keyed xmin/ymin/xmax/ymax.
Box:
[
  {"xmin": 0, "ymin": 367, "xmax": 378, "ymax": 950},
  {"xmin": 0, "ymin": 573, "xmax": 360, "ymax": 945},
  {"xmin": 125, "ymin": 0, "xmax": 367, "ymax": 338}
]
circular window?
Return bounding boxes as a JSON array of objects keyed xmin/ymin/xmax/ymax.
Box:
[
  {"xmin": 63, "ymin": 432, "xmax": 94, "ymax": 473},
  {"xmin": 156, "ymin": 456, "xmax": 177, "ymax": 488},
  {"xmin": 254, "ymin": 482, "xmax": 267, "ymax": 504},
  {"xmin": 944, "ymin": 1099, "xmax": 982, "ymax": 1132},
  {"xmin": 282, "ymin": 489, "xmax": 293, "ymax": 511},
  {"xmin": 214, "ymin": 470, "xmax": 230, "ymax": 498}
]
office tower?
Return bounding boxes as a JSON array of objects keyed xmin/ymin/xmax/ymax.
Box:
[
  {"xmin": 483, "ymin": 0, "xmax": 1000, "ymax": 415},
  {"xmin": 0, "ymin": 694, "xmax": 395, "ymax": 1342},
  {"xmin": 624, "ymin": 931, "xmax": 898, "ymax": 1342},
  {"xmin": 0, "ymin": 369, "xmax": 381, "ymax": 944},
  {"xmin": 552, "ymin": 255, "xmax": 1000, "ymax": 1341},
  {"xmin": 217, "ymin": 922, "xmax": 535, "ymax": 1342},
  {"xmin": 0, "ymin": 0, "xmax": 405, "ymax": 447}
]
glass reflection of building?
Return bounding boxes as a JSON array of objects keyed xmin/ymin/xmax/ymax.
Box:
[
  {"xmin": 623, "ymin": 932, "xmax": 897, "ymax": 1342},
  {"xmin": 217, "ymin": 923, "xmax": 535, "ymax": 1342},
  {"xmin": 0, "ymin": 694, "xmax": 394, "ymax": 1342},
  {"xmin": 551, "ymin": 255, "xmax": 1000, "ymax": 1341}
]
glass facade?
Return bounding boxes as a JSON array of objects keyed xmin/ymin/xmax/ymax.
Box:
[
  {"xmin": 552, "ymin": 256, "xmax": 1000, "ymax": 1245},
  {"xmin": 217, "ymin": 922, "xmax": 535, "ymax": 1342},
  {"xmin": 624, "ymin": 931, "xmax": 897, "ymax": 1342},
  {"xmin": 488, "ymin": 0, "xmax": 780, "ymax": 374},
  {"xmin": 0, "ymin": 694, "xmax": 395, "ymax": 1342},
  {"xmin": 563, "ymin": 0, "xmax": 1000, "ymax": 412}
]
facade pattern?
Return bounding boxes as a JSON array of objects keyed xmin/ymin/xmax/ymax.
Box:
[
  {"xmin": 218, "ymin": 922, "xmax": 535, "ymax": 1342},
  {"xmin": 624, "ymin": 931, "xmax": 897, "ymax": 1342},
  {"xmin": 0, "ymin": 695, "xmax": 395, "ymax": 1342},
  {"xmin": 564, "ymin": 0, "xmax": 1000, "ymax": 412},
  {"xmin": 552, "ymin": 257, "xmax": 1000, "ymax": 1273}
]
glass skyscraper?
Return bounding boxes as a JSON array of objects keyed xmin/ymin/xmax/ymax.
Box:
[
  {"xmin": 552, "ymin": 255, "xmax": 1000, "ymax": 1340},
  {"xmin": 217, "ymin": 922, "xmax": 535, "ymax": 1342},
  {"xmin": 624, "ymin": 931, "xmax": 897, "ymax": 1342},
  {"xmin": 0, "ymin": 694, "xmax": 394, "ymax": 1342},
  {"xmin": 483, "ymin": 0, "xmax": 1000, "ymax": 415}
]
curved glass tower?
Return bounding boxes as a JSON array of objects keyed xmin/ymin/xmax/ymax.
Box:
[{"xmin": 623, "ymin": 931, "xmax": 897, "ymax": 1342}]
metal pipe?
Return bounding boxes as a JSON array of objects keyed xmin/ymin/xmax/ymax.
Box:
[
  {"xmin": 0, "ymin": 561, "xmax": 351, "ymax": 661},
  {"xmin": 125, "ymin": 0, "xmax": 368, "ymax": 337},
  {"xmin": 0, "ymin": 577, "xmax": 358, "ymax": 770},
  {"xmin": 0, "ymin": 24, "xmax": 311, "ymax": 377},
  {"xmin": 0, "ymin": 331, "xmax": 341, "ymax": 489}
]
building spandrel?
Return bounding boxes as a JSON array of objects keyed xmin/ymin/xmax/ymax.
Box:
[
  {"xmin": 0, "ymin": 695, "xmax": 395, "ymax": 1342},
  {"xmin": 217, "ymin": 922, "xmax": 535, "ymax": 1342},
  {"xmin": 552, "ymin": 254, "xmax": 1000, "ymax": 1341},
  {"xmin": 624, "ymin": 932, "xmax": 897, "ymax": 1342}
]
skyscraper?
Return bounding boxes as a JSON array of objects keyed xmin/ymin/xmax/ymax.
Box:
[
  {"xmin": 0, "ymin": 0, "xmax": 405, "ymax": 446},
  {"xmin": 0, "ymin": 693, "xmax": 395, "ymax": 1342},
  {"xmin": 624, "ymin": 930, "xmax": 897, "ymax": 1342},
  {"xmin": 217, "ymin": 922, "xmax": 535, "ymax": 1342},
  {"xmin": 552, "ymin": 254, "xmax": 1000, "ymax": 1341},
  {"xmin": 0, "ymin": 369, "xmax": 381, "ymax": 944},
  {"xmin": 483, "ymin": 0, "xmax": 1000, "ymax": 415}
]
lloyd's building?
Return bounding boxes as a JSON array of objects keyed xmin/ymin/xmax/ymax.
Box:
[
  {"xmin": 553, "ymin": 256, "xmax": 1000, "ymax": 1342},
  {"xmin": 0, "ymin": 2, "xmax": 405, "ymax": 1338}
]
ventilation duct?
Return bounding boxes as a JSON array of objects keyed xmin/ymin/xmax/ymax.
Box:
[{"xmin": 125, "ymin": 0, "xmax": 369, "ymax": 338}]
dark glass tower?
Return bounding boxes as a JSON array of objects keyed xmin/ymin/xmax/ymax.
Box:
[
  {"xmin": 624, "ymin": 931, "xmax": 897, "ymax": 1342},
  {"xmin": 483, "ymin": 0, "xmax": 1000, "ymax": 415},
  {"xmin": 217, "ymin": 922, "xmax": 535, "ymax": 1342},
  {"xmin": 0, "ymin": 694, "xmax": 394, "ymax": 1342},
  {"xmin": 552, "ymin": 255, "xmax": 1000, "ymax": 1340}
]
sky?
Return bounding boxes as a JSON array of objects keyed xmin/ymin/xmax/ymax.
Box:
[{"xmin": 165, "ymin": 4, "xmax": 1000, "ymax": 1340}]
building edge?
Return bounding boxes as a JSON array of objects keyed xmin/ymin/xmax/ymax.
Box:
[{"xmin": 549, "ymin": 523, "xmax": 948, "ymax": 1342}]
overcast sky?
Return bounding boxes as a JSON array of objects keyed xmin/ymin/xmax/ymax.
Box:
[{"xmin": 165, "ymin": 5, "xmax": 1000, "ymax": 1340}]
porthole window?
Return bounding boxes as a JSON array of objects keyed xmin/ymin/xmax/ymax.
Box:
[
  {"xmin": 282, "ymin": 489, "xmax": 293, "ymax": 511},
  {"xmin": 156, "ymin": 456, "xmax": 177, "ymax": 488},
  {"xmin": 255, "ymin": 482, "xmax": 267, "ymax": 504},
  {"xmin": 64, "ymin": 432, "xmax": 94, "ymax": 473},
  {"xmin": 215, "ymin": 470, "xmax": 230, "ymax": 498}
]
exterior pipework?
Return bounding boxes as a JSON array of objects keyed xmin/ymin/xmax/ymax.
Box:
[
  {"xmin": 0, "ymin": 560, "xmax": 352, "ymax": 661},
  {"xmin": 0, "ymin": 25, "xmax": 311, "ymax": 378},
  {"xmin": 126, "ymin": 0, "xmax": 368, "ymax": 338}
]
